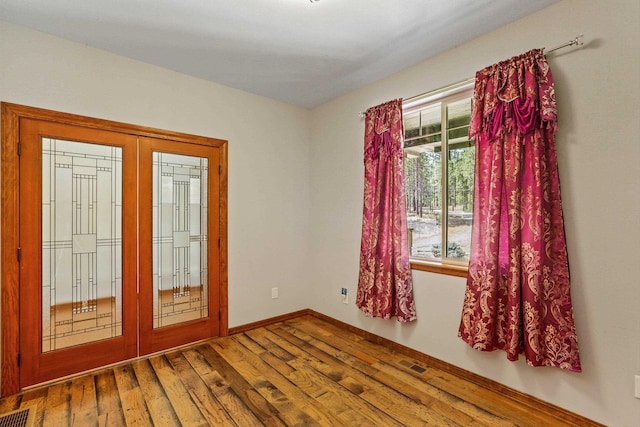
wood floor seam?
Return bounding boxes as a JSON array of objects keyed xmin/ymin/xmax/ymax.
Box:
[{"xmin": 0, "ymin": 314, "xmax": 603, "ymax": 426}]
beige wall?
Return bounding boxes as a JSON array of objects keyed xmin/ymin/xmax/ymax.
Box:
[
  {"xmin": 309, "ymin": 0, "xmax": 640, "ymax": 425},
  {"xmin": 1, "ymin": 0, "xmax": 639, "ymax": 424},
  {"xmin": 0, "ymin": 20, "xmax": 312, "ymax": 329}
]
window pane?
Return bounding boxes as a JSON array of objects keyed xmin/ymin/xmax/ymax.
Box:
[
  {"xmin": 404, "ymin": 111, "xmax": 420, "ymax": 139},
  {"xmin": 405, "ymin": 104, "xmax": 442, "ymax": 145},
  {"xmin": 405, "ymin": 146, "xmax": 442, "ymax": 260},
  {"xmin": 447, "ymin": 98, "xmax": 471, "ymax": 142},
  {"xmin": 446, "ymin": 98, "xmax": 474, "ymax": 261},
  {"xmin": 421, "ymin": 105, "xmax": 442, "ymax": 137},
  {"xmin": 404, "ymin": 89, "xmax": 474, "ymax": 267}
]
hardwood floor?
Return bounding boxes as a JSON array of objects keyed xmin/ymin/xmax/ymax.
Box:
[{"xmin": 0, "ymin": 314, "xmax": 599, "ymax": 426}]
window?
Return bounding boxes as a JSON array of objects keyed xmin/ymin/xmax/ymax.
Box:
[{"xmin": 403, "ymin": 82, "xmax": 474, "ymax": 275}]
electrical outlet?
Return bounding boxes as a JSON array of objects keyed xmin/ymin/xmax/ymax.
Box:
[
  {"xmin": 635, "ymin": 375, "xmax": 640, "ymax": 399},
  {"xmin": 341, "ymin": 287, "xmax": 348, "ymax": 304},
  {"xmin": 271, "ymin": 287, "xmax": 279, "ymax": 299}
]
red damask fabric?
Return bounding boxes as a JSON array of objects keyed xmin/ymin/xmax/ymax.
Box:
[
  {"xmin": 459, "ymin": 49, "xmax": 581, "ymax": 371},
  {"xmin": 357, "ymin": 99, "xmax": 417, "ymax": 322}
]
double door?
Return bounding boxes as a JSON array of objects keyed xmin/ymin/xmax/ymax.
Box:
[{"xmin": 17, "ymin": 117, "xmax": 223, "ymax": 388}]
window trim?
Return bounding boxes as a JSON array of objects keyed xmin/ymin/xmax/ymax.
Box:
[
  {"xmin": 403, "ymin": 80, "xmax": 475, "ymax": 276},
  {"xmin": 410, "ymin": 259, "xmax": 469, "ymax": 277}
]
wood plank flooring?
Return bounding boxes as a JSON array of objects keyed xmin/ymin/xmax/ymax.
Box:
[{"xmin": 0, "ymin": 315, "xmax": 598, "ymax": 426}]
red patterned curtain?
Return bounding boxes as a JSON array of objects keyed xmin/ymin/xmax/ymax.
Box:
[
  {"xmin": 356, "ymin": 99, "xmax": 416, "ymax": 322},
  {"xmin": 458, "ymin": 50, "xmax": 581, "ymax": 371}
]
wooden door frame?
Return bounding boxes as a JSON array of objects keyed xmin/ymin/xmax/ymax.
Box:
[{"xmin": 1, "ymin": 102, "xmax": 228, "ymax": 397}]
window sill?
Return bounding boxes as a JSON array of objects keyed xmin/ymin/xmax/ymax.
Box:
[{"xmin": 410, "ymin": 259, "xmax": 468, "ymax": 278}]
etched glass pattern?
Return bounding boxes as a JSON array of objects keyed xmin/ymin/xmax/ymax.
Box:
[
  {"xmin": 152, "ymin": 152, "xmax": 208, "ymax": 328},
  {"xmin": 42, "ymin": 138, "xmax": 123, "ymax": 352}
]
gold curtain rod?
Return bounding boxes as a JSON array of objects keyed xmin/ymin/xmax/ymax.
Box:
[
  {"xmin": 359, "ymin": 34, "xmax": 585, "ymax": 117},
  {"xmin": 544, "ymin": 34, "xmax": 584, "ymax": 53}
]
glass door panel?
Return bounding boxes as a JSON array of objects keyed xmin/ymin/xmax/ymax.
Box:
[
  {"xmin": 42, "ymin": 138, "xmax": 124, "ymax": 352},
  {"xmin": 152, "ymin": 152, "xmax": 209, "ymax": 328}
]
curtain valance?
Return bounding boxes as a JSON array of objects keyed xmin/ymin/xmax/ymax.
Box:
[{"xmin": 470, "ymin": 49, "xmax": 558, "ymax": 142}]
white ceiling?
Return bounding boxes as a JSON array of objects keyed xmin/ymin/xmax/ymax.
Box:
[{"xmin": 0, "ymin": 0, "xmax": 558, "ymax": 108}]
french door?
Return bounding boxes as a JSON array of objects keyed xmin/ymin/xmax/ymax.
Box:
[
  {"xmin": 19, "ymin": 119, "xmax": 139, "ymax": 387},
  {"xmin": 138, "ymin": 136, "xmax": 221, "ymax": 355},
  {"xmin": 2, "ymin": 104, "xmax": 227, "ymax": 392}
]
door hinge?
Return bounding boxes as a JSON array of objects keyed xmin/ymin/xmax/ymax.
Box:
[
  {"xmin": 218, "ymin": 311, "xmax": 221, "ymax": 320},
  {"xmin": 17, "ymin": 142, "xmax": 21, "ymax": 156},
  {"xmin": 219, "ymin": 165, "xmax": 222, "ymax": 175},
  {"xmin": 218, "ymin": 238, "xmax": 220, "ymax": 248},
  {"xmin": 17, "ymin": 353, "xmax": 21, "ymax": 367},
  {"xmin": 17, "ymin": 247, "xmax": 21, "ymax": 262}
]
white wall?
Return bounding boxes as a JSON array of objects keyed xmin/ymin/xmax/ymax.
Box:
[
  {"xmin": 0, "ymin": 20, "xmax": 311, "ymax": 328},
  {"xmin": 309, "ymin": 0, "xmax": 640, "ymax": 425}
]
